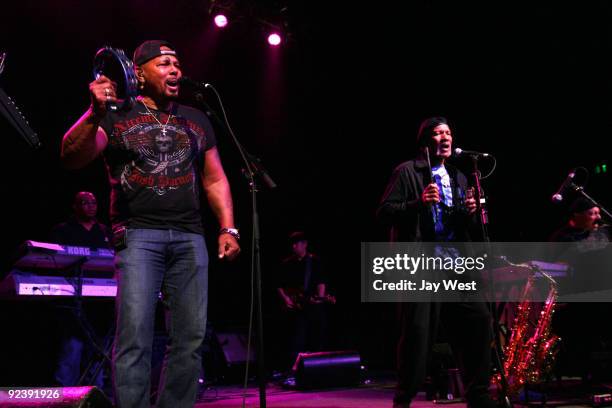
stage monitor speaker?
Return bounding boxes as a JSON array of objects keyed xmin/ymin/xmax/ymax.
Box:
[
  {"xmin": 293, "ymin": 350, "xmax": 361, "ymax": 389},
  {"xmin": 216, "ymin": 331, "xmax": 256, "ymax": 367},
  {"xmin": 211, "ymin": 330, "xmax": 256, "ymax": 383},
  {"xmin": 0, "ymin": 386, "xmax": 113, "ymax": 407}
]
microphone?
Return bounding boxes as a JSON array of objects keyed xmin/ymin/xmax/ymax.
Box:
[
  {"xmin": 179, "ymin": 76, "xmax": 210, "ymax": 90},
  {"xmin": 551, "ymin": 170, "xmax": 576, "ymax": 203},
  {"xmin": 0, "ymin": 52, "xmax": 6, "ymax": 77},
  {"xmin": 246, "ymin": 153, "xmax": 278, "ymax": 189},
  {"xmin": 454, "ymin": 147, "xmax": 491, "ymax": 158}
]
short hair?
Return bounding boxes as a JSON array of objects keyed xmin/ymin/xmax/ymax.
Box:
[
  {"xmin": 416, "ymin": 116, "xmax": 449, "ymax": 147},
  {"xmin": 73, "ymin": 191, "xmax": 96, "ymax": 205}
]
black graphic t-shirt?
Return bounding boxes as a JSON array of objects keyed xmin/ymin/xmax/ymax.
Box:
[{"xmin": 100, "ymin": 102, "xmax": 216, "ymax": 234}]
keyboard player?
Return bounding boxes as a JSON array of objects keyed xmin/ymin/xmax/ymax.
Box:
[
  {"xmin": 50, "ymin": 191, "xmax": 112, "ymax": 389},
  {"xmin": 51, "ymin": 192, "xmax": 112, "ymax": 250},
  {"xmin": 549, "ymin": 196, "xmax": 612, "ymax": 379}
]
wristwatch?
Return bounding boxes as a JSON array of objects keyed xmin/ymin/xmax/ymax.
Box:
[{"xmin": 219, "ymin": 227, "xmax": 240, "ymax": 240}]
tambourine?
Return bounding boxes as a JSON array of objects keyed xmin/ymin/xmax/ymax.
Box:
[{"xmin": 93, "ymin": 46, "xmax": 138, "ymax": 112}]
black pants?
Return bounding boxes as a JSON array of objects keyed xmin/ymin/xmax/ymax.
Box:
[
  {"xmin": 285, "ymin": 304, "xmax": 328, "ymax": 369},
  {"xmin": 395, "ymin": 302, "xmax": 492, "ymax": 403}
]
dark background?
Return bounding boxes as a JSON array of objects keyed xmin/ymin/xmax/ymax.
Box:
[{"xmin": 1, "ymin": 0, "xmax": 610, "ymax": 381}]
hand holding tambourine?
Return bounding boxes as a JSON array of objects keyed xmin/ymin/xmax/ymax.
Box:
[
  {"xmin": 92, "ymin": 46, "xmax": 138, "ymax": 114},
  {"xmin": 89, "ymin": 75, "xmax": 118, "ymax": 117}
]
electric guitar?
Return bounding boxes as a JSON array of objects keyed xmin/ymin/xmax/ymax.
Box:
[{"xmin": 280, "ymin": 287, "xmax": 336, "ymax": 312}]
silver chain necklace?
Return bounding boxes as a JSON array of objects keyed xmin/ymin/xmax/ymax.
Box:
[{"xmin": 140, "ymin": 100, "xmax": 172, "ymax": 136}]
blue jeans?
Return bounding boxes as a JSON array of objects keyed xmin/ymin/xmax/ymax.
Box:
[
  {"xmin": 112, "ymin": 228, "xmax": 208, "ymax": 408},
  {"xmin": 53, "ymin": 304, "xmax": 105, "ymax": 389},
  {"xmin": 55, "ymin": 334, "xmax": 104, "ymax": 388}
]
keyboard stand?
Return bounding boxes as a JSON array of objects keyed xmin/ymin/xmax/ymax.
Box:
[{"xmin": 64, "ymin": 257, "xmax": 113, "ymax": 386}]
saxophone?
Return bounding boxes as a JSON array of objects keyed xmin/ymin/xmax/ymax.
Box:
[{"xmin": 492, "ymin": 265, "xmax": 561, "ymax": 396}]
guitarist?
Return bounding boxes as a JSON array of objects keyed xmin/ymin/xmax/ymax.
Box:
[{"xmin": 276, "ymin": 231, "xmax": 332, "ymax": 368}]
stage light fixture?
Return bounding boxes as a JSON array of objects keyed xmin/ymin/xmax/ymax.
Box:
[
  {"xmin": 267, "ymin": 33, "xmax": 282, "ymax": 46},
  {"xmin": 208, "ymin": 0, "xmax": 233, "ymax": 29},
  {"xmin": 214, "ymin": 14, "xmax": 228, "ymax": 28},
  {"xmin": 206, "ymin": 0, "xmax": 294, "ymax": 47}
]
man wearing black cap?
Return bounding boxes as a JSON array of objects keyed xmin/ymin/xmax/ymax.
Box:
[
  {"xmin": 61, "ymin": 40, "xmax": 240, "ymax": 408},
  {"xmin": 378, "ymin": 117, "xmax": 496, "ymax": 408},
  {"xmin": 550, "ymin": 197, "xmax": 608, "ymax": 242},
  {"xmin": 549, "ymin": 198, "xmax": 611, "ymax": 378},
  {"xmin": 276, "ymin": 231, "xmax": 331, "ymax": 369}
]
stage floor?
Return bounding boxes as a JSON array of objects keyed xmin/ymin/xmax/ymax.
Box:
[
  {"xmin": 197, "ymin": 380, "xmax": 428, "ymax": 408},
  {"xmin": 195, "ymin": 377, "xmax": 604, "ymax": 408}
]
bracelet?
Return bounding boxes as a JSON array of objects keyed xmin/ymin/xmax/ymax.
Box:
[{"xmin": 219, "ymin": 227, "xmax": 240, "ymax": 240}]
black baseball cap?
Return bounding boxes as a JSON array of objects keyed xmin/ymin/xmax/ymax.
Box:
[
  {"xmin": 133, "ymin": 40, "xmax": 177, "ymax": 66},
  {"xmin": 569, "ymin": 197, "xmax": 597, "ymax": 214},
  {"xmin": 289, "ymin": 231, "xmax": 307, "ymax": 244}
]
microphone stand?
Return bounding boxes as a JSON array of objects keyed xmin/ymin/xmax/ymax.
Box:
[
  {"xmin": 65, "ymin": 256, "xmax": 112, "ymax": 386},
  {"xmin": 190, "ymin": 89, "xmax": 276, "ymax": 408},
  {"xmin": 467, "ymin": 155, "xmax": 512, "ymax": 408},
  {"xmin": 467, "ymin": 155, "xmax": 489, "ymax": 242}
]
